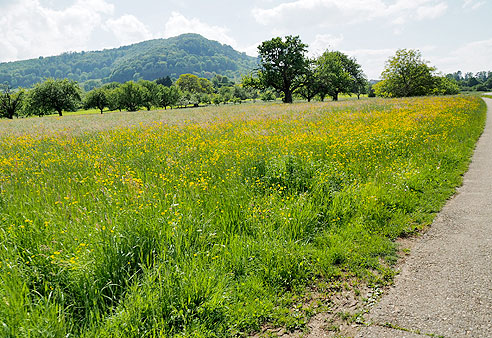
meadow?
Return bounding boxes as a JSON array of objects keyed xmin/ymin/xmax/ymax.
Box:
[{"xmin": 0, "ymin": 96, "xmax": 486, "ymax": 337}]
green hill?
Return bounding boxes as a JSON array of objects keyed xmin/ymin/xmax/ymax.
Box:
[{"xmin": 0, "ymin": 34, "xmax": 258, "ymax": 90}]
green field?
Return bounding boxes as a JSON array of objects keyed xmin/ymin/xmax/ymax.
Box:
[{"xmin": 0, "ymin": 96, "xmax": 486, "ymax": 337}]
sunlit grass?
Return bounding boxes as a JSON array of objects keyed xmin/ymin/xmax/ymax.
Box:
[{"xmin": 0, "ymin": 96, "xmax": 486, "ymax": 337}]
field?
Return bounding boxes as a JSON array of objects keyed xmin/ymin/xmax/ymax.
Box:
[{"xmin": 0, "ymin": 96, "xmax": 486, "ymax": 337}]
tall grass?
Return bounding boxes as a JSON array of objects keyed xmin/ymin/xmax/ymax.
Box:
[{"xmin": 0, "ymin": 96, "xmax": 486, "ymax": 337}]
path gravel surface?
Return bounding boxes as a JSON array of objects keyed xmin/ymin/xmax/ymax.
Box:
[{"xmin": 356, "ymin": 97, "xmax": 492, "ymax": 338}]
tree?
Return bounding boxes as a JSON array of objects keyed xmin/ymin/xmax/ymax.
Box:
[
  {"xmin": 117, "ymin": 81, "xmax": 145, "ymax": 112},
  {"xmin": 218, "ymin": 86, "xmax": 233, "ymax": 104},
  {"xmin": 28, "ymin": 78, "xmax": 81, "ymax": 116},
  {"xmin": 0, "ymin": 86, "xmax": 24, "ymax": 119},
  {"xmin": 212, "ymin": 75, "xmax": 234, "ymax": 88},
  {"xmin": 374, "ymin": 49, "xmax": 436, "ymax": 97},
  {"xmin": 176, "ymin": 74, "xmax": 202, "ymax": 94},
  {"xmin": 156, "ymin": 76, "xmax": 173, "ymax": 87},
  {"xmin": 84, "ymin": 87, "xmax": 108, "ymax": 114},
  {"xmin": 433, "ymin": 76, "xmax": 460, "ymax": 95},
  {"xmin": 198, "ymin": 78, "xmax": 213, "ymax": 94},
  {"xmin": 233, "ymin": 85, "xmax": 247, "ymax": 101},
  {"xmin": 159, "ymin": 86, "xmax": 181, "ymax": 110},
  {"xmin": 316, "ymin": 51, "xmax": 364, "ymax": 101},
  {"xmin": 138, "ymin": 80, "xmax": 161, "ymax": 110},
  {"xmin": 256, "ymin": 36, "xmax": 309, "ymax": 103},
  {"xmin": 296, "ymin": 59, "xmax": 319, "ymax": 102},
  {"xmin": 348, "ymin": 62, "xmax": 368, "ymax": 99}
]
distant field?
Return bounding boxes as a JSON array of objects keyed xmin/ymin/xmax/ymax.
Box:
[{"xmin": 0, "ymin": 96, "xmax": 486, "ymax": 337}]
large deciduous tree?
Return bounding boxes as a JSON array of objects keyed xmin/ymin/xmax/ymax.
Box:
[
  {"xmin": 0, "ymin": 86, "xmax": 24, "ymax": 119},
  {"xmin": 374, "ymin": 49, "xmax": 436, "ymax": 97},
  {"xmin": 257, "ymin": 36, "xmax": 309, "ymax": 103},
  {"xmin": 316, "ymin": 51, "xmax": 364, "ymax": 101},
  {"xmin": 28, "ymin": 78, "xmax": 81, "ymax": 116}
]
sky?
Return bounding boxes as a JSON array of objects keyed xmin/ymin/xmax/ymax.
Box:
[{"xmin": 0, "ymin": 0, "xmax": 490, "ymax": 79}]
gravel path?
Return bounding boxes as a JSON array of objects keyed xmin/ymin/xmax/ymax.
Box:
[{"xmin": 356, "ymin": 97, "xmax": 492, "ymax": 338}]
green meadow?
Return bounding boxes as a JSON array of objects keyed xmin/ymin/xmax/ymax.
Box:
[{"xmin": 0, "ymin": 96, "xmax": 486, "ymax": 337}]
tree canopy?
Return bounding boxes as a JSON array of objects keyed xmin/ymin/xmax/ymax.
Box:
[
  {"xmin": 316, "ymin": 51, "xmax": 365, "ymax": 101},
  {"xmin": 256, "ymin": 35, "xmax": 309, "ymax": 103},
  {"xmin": 374, "ymin": 49, "xmax": 437, "ymax": 97},
  {"xmin": 84, "ymin": 87, "xmax": 109, "ymax": 114},
  {"xmin": 27, "ymin": 78, "xmax": 81, "ymax": 116},
  {"xmin": 374, "ymin": 49, "xmax": 461, "ymax": 97},
  {"xmin": 0, "ymin": 86, "xmax": 24, "ymax": 119}
]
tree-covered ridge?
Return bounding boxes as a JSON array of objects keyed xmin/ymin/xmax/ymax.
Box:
[{"xmin": 0, "ymin": 34, "xmax": 257, "ymax": 90}]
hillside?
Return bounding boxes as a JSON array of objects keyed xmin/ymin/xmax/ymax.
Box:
[{"xmin": 0, "ymin": 34, "xmax": 258, "ymax": 90}]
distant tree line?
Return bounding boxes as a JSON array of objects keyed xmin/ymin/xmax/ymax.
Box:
[
  {"xmin": 446, "ymin": 71, "xmax": 492, "ymax": 92},
  {"xmin": 0, "ymin": 74, "xmax": 265, "ymax": 119}
]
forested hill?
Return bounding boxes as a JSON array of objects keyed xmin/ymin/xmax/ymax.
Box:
[{"xmin": 0, "ymin": 34, "xmax": 258, "ymax": 90}]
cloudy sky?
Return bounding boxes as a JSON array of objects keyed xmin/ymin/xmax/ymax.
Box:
[{"xmin": 0, "ymin": 0, "xmax": 490, "ymax": 79}]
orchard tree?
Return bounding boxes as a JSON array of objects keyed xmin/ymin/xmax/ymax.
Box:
[
  {"xmin": 159, "ymin": 86, "xmax": 181, "ymax": 109},
  {"xmin": 256, "ymin": 35, "xmax": 309, "ymax": 103},
  {"xmin": 101, "ymin": 82, "xmax": 122, "ymax": 111},
  {"xmin": 138, "ymin": 80, "xmax": 161, "ymax": 110},
  {"xmin": 374, "ymin": 49, "xmax": 436, "ymax": 97},
  {"xmin": 219, "ymin": 86, "xmax": 233, "ymax": 103},
  {"xmin": 0, "ymin": 86, "xmax": 25, "ymax": 119},
  {"xmin": 316, "ymin": 51, "xmax": 364, "ymax": 101},
  {"xmin": 176, "ymin": 74, "xmax": 201, "ymax": 93},
  {"xmin": 84, "ymin": 87, "xmax": 108, "ymax": 114},
  {"xmin": 28, "ymin": 78, "xmax": 81, "ymax": 116},
  {"xmin": 118, "ymin": 81, "xmax": 145, "ymax": 111},
  {"xmin": 198, "ymin": 78, "xmax": 213, "ymax": 94},
  {"xmin": 352, "ymin": 72, "xmax": 368, "ymax": 99}
]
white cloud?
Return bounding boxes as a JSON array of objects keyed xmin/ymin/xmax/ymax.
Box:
[
  {"xmin": 242, "ymin": 42, "xmax": 261, "ymax": 57},
  {"xmin": 433, "ymin": 39, "xmax": 492, "ymax": 74},
  {"xmin": 162, "ymin": 11, "xmax": 261, "ymax": 57},
  {"xmin": 163, "ymin": 12, "xmax": 237, "ymax": 48},
  {"xmin": 0, "ymin": 0, "xmax": 114, "ymax": 62},
  {"xmin": 342, "ymin": 48, "xmax": 396, "ymax": 79},
  {"xmin": 104, "ymin": 14, "xmax": 153, "ymax": 46},
  {"xmin": 416, "ymin": 2, "xmax": 448, "ymax": 20},
  {"xmin": 252, "ymin": 0, "xmax": 447, "ymax": 28},
  {"xmin": 309, "ymin": 34, "xmax": 344, "ymax": 56},
  {"xmin": 463, "ymin": 0, "xmax": 485, "ymax": 10}
]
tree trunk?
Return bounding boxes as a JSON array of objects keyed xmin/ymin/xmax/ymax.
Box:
[
  {"xmin": 333, "ymin": 92, "xmax": 339, "ymax": 101},
  {"xmin": 100, "ymin": 108, "xmax": 103, "ymax": 114},
  {"xmin": 284, "ymin": 90, "xmax": 293, "ymax": 103},
  {"xmin": 57, "ymin": 109, "xmax": 63, "ymax": 116}
]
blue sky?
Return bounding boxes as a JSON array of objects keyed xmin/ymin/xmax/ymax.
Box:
[{"xmin": 0, "ymin": 0, "xmax": 490, "ymax": 79}]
